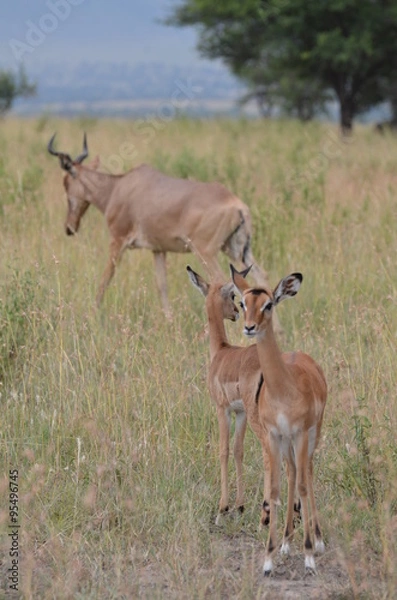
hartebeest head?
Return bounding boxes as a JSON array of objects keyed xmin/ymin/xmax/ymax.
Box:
[{"xmin": 48, "ymin": 133, "xmax": 92, "ymax": 235}]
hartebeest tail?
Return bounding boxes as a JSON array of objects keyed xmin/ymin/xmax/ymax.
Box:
[{"xmin": 48, "ymin": 134, "xmax": 275, "ymax": 322}]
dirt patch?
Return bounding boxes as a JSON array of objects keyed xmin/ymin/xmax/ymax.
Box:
[{"xmin": 209, "ymin": 531, "xmax": 354, "ymax": 599}]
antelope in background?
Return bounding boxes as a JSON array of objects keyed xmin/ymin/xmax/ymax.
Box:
[
  {"xmin": 187, "ymin": 265, "xmax": 301, "ymax": 528},
  {"xmin": 232, "ymin": 267, "xmax": 327, "ymax": 575},
  {"xmin": 48, "ymin": 134, "xmax": 272, "ymax": 315}
]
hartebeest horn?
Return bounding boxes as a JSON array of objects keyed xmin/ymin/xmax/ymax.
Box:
[
  {"xmin": 47, "ymin": 133, "xmax": 63, "ymax": 158},
  {"xmin": 74, "ymin": 133, "xmax": 89, "ymax": 164},
  {"xmin": 47, "ymin": 133, "xmax": 84, "ymax": 173}
]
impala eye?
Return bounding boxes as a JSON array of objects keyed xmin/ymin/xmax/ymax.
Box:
[
  {"xmin": 264, "ymin": 302, "xmax": 273, "ymax": 312},
  {"xmin": 231, "ymin": 293, "xmax": 235, "ymax": 301},
  {"xmin": 239, "ymin": 301, "xmax": 245, "ymax": 310}
]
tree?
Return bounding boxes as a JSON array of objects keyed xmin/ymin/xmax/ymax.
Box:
[
  {"xmin": 0, "ymin": 66, "xmax": 36, "ymax": 115},
  {"xmin": 166, "ymin": 0, "xmax": 397, "ymax": 132}
]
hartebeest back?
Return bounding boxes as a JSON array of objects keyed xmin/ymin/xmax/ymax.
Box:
[{"xmin": 48, "ymin": 134, "xmax": 272, "ymax": 315}]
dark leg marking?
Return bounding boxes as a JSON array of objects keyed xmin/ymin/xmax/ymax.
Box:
[
  {"xmin": 294, "ymin": 500, "xmax": 302, "ymax": 525},
  {"xmin": 304, "ymin": 535, "xmax": 313, "ymax": 551},
  {"xmin": 267, "ymin": 537, "xmax": 275, "ymax": 554},
  {"xmin": 255, "ymin": 374, "xmax": 264, "ymax": 404},
  {"xmin": 261, "ymin": 500, "xmax": 270, "ymax": 526}
]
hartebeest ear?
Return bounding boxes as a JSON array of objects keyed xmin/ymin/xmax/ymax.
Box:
[
  {"xmin": 187, "ymin": 266, "xmax": 210, "ymax": 297},
  {"xmin": 230, "ymin": 263, "xmax": 251, "ymax": 293},
  {"xmin": 89, "ymin": 155, "xmax": 101, "ymax": 170},
  {"xmin": 273, "ymin": 273, "xmax": 303, "ymax": 305}
]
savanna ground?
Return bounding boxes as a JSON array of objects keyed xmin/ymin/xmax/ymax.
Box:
[{"xmin": 0, "ymin": 116, "xmax": 396, "ymax": 599}]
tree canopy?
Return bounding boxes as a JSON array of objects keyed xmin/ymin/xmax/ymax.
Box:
[
  {"xmin": 166, "ymin": 0, "xmax": 397, "ymax": 131},
  {"xmin": 0, "ymin": 66, "xmax": 36, "ymax": 115}
]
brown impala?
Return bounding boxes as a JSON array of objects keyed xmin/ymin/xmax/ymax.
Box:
[{"xmin": 48, "ymin": 134, "xmax": 271, "ymax": 314}]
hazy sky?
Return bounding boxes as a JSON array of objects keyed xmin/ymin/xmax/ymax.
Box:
[{"xmin": 0, "ymin": 0, "xmax": 213, "ymax": 69}]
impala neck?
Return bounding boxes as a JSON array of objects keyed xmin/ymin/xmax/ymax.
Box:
[
  {"xmin": 79, "ymin": 169, "xmax": 118, "ymax": 213},
  {"xmin": 256, "ymin": 321, "xmax": 293, "ymax": 399},
  {"xmin": 206, "ymin": 299, "xmax": 230, "ymax": 361}
]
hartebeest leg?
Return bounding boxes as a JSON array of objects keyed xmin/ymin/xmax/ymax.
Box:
[
  {"xmin": 96, "ymin": 238, "xmax": 124, "ymax": 306},
  {"xmin": 233, "ymin": 407, "xmax": 247, "ymax": 513},
  {"xmin": 215, "ymin": 405, "xmax": 231, "ymax": 524},
  {"xmin": 153, "ymin": 251, "xmax": 171, "ymax": 316},
  {"xmin": 190, "ymin": 246, "xmax": 225, "ymax": 284}
]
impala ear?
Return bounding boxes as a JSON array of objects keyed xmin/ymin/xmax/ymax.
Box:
[
  {"xmin": 273, "ymin": 273, "xmax": 303, "ymax": 305},
  {"xmin": 220, "ymin": 282, "xmax": 234, "ymax": 298},
  {"xmin": 186, "ymin": 265, "xmax": 210, "ymax": 297},
  {"xmin": 230, "ymin": 263, "xmax": 250, "ymax": 293}
]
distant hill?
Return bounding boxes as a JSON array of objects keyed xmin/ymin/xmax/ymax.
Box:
[
  {"xmin": 11, "ymin": 60, "xmax": 390, "ymax": 122},
  {"xmin": 12, "ymin": 61, "xmax": 249, "ymax": 117}
]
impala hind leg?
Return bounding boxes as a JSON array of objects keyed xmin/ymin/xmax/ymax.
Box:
[
  {"xmin": 296, "ymin": 434, "xmax": 316, "ymax": 573},
  {"xmin": 153, "ymin": 251, "xmax": 171, "ymax": 317},
  {"xmin": 308, "ymin": 460, "xmax": 325, "ymax": 554},
  {"xmin": 96, "ymin": 238, "xmax": 124, "ymax": 306}
]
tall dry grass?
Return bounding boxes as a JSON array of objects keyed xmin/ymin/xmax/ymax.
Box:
[{"xmin": 0, "ymin": 116, "xmax": 396, "ymax": 598}]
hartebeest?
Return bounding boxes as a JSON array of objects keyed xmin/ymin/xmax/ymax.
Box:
[
  {"xmin": 48, "ymin": 134, "xmax": 271, "ymax": 314},
  {"xmin": 187, "ymin": 266, "xmax": 301, "ymax": 528},
  {"xmin": 232, "ymin": 267, "xmax": 327, "ymax": 575}
]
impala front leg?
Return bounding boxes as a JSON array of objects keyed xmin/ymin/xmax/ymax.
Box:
[
  {"xmin": 264, "ymin": 438, "xmax": 282, "ymax": 576},
  {"xmin": 260, "ymin": 444, "xmax": 271, "ymax": 527},
  {"xmin": 215, "ymin": 405, "xmax": 231, "ymax": 524},
  {"xmin": 234, "ymin": 408, "xmax": 247, "ymax": 513},
  {"xmin": 96, "ymin": 238, "xmax": 124, "ymax": 306}
]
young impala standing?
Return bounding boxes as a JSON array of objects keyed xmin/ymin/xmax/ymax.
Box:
[
  {"xmin": 231, "ymin": 266, "xmax": 327, "ymax": 575},
  {"xmin": 187, "ymin": 266, "xmax": 301, "ymax": 528},
  {"xmin": 187, "ymin": 265, "xmax": 269, "ymax": 525}
]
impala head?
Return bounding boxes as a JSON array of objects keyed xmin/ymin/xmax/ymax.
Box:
[
  {"xmin": 231, "ymin": 264, "xmax": 302, "ymax": 337},
  {"xmin": 187, "ymin": 265, "xmax": 251, "ymax": 322},
  {"xmin": 48, "ymin": 133, "xmax": 97, "ymax": 235}
]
